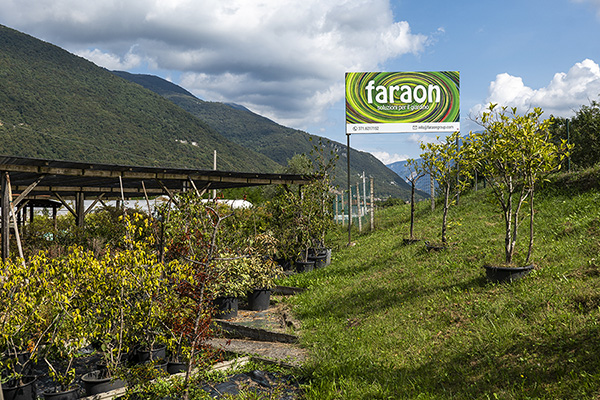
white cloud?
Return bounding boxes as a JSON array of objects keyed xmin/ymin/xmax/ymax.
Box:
[
  {"xmin": 406, "ymin": 133, "xmax": 442, "ymax": 145},
  {"xmin": 0, "ymin": 0, "xmax": 428, "ymax": 129},
  {"xmin": 77, "ymin": 47, "xmax": 143, "ymax": 71},
  {"xmin": 471, "ymin": 59, "xmax": 600, "ymax": 118},
  {"xmin": 369, "ymin": 151, "xmax": 409, "ymax": 165}
]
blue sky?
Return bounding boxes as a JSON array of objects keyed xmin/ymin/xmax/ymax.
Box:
[{"xmin": 2, "ymin": 0, "xmax": 600, "ymax": 164}]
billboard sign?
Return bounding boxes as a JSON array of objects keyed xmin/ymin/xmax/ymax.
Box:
[{"xmin": 345, "ymin": 71, "xmax": 460, "ymax": 134}]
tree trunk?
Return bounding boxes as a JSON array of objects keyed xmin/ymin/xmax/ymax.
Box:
[
  {"xmin": 441, "ymin": 181, "xmax": 450, "ymax": 243},
  {"xmin": 504, "ymin": 192, "xmax": 514, "ymax": 264},
  {"xmin": 526, "ymin": 185, "xmax": 535, "ymax": 264},
  {"xmin": 409, "ymin": 182, "xmax": 415, "ymax": 239}
]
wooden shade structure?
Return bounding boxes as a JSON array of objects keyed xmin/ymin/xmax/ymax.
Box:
[{"xmin": 0, "ymin": 155, "xmax": 313, "ymax": 260}]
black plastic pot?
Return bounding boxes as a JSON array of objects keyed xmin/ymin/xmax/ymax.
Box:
[
  {"xmin": 308, "ymin": 247, "xmax": 331, "ymax": 268},
  {"xmin": 424, "ymin": 241, "xmax": 446, "ymax": 251},
  {"xmin": 484, "ymin": 264, "xmax": 534, "ymax": 283},
  {"xmin": 133, "ymin": 344, "xmax": 166, "ymax": 363},
  {"xmin": 42, "ymin": 385, "xmax": 80, "ymax": 400},
  {"xmin": 2, "ymin": 376, "xmax": 37, "ymax": 400},
  {"xmin": 247, "ymin": 289, "xmax": 271, "ymax": 311},
  {"xmin": 167, "ymin": 361, "xmax": 188, "ymax": 374},
  {"xmin": 81, "ymin": 369, "xmax": 126, "ymax": 396},
  {"xmin": 275, "ymin": 258, "xmax": 293, "ymax": 271},
  {"xmin": 1, "ymin": 351, "xmax": 31, "ymax": 375},
  {"xmin": 294, "ymin": 260, "xmax": 314, "ymax": 273},
  {"xmin": 214, "ymin": 296, "xmax": 238, "ymax": 319},
  {"xmin": 308, "ymin": 253, "xmax": 327, "ymax": 268}
]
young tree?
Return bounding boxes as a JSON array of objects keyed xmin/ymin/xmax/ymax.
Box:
[
  {"xmin": 465, "ymin": 104, "xmax": 570, "ymax": 264},
  {"xmin": 404, "ymin": 158, "xmax": 425, "ymax": 241},
  {"xmin": 420, "ymin": 131, "xmax": 464, "ymax": 244}
]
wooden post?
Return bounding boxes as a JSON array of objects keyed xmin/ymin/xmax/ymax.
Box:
[
  {"xmin": 76, "ymin": 192, "xmax": 85, "ymax": 227},
  {"xmin": 2, "ymin": 172, "xmax": 10, "ymax": 261},
  {"xmin": 430, "ymin": 175, "xmax": 435, "ymax": 211},
  {"xmin": 362, "ymin": 172, "xmax": 367, "ymax": 220},
  {"xmin": 5, "ymin": 173, "xmax": 25, "ymax": 263},
  {"xmin": 334, "ymin": 194, "xmax": 339, "ymax": 225},
  {"xmin": 52, "ymin": 205, "xmax": 57, "ymax": 230},
  {"xmin": 349, "ymin": 187, "xmax": 353, "ymax": 232},
  {"xmin": 213, "ymin": 150, "xmax": 217, "ymax": 200},
  {"xmin": 370, "ymin": 176, "xmax": 374, "ymax": 231},
  {"xmin": 357, "ymin": 183, "xmax": 362, "ymax": 232},
  {"xmin": 340, "ymin": 192, "xmax": 345, "ymax": 227}
]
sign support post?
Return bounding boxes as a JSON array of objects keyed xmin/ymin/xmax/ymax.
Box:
[
  {"xmin": 344, "ymin": 71, "xmax": 460, "ymax": 246},
  {"xmin": 347, "ymin": 132, "xmax": 352, "ymax": 246}
]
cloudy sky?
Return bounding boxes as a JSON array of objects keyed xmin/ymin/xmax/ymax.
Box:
[{"xmin": 2, "ymin": 0, "xmax": 600, "ymax": 164}]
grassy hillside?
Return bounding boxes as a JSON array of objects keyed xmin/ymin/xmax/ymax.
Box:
[
  {"xmin": 0, "ymin": 25, "xmax": 279, "ymax": 172},
  {"xmin": 280, "ymin": 166, "xmax": 600, "ymax": 399},
  {"xmin": 114, "ymin": 71, "xmax": 414, "ymax": 199}
]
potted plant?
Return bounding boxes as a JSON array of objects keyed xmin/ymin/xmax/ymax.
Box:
[
  {"xmin": 209, "ymin": 254, "xmax": 253, "ymax": 318},
  {"xmin": 271, "ymin": 142, "xmax": 337, "ymax": 272},
  {"xmin": 81, "ymin": 213, "xmax": 170, "ymax": 395},
  {"xmin": 464, "ymin": 103, "xmax": 570, "ymax": 280},
  {"xmin": 245, "ymin": 234, "xmax": 283, "ymax": 311},
  {"xmin": 0, "ymin": 257, "xmax": 43, "ymax": 400},
  {"xmin": 40, "ymin": 247, "xmax": 96, "ymax": 400}
]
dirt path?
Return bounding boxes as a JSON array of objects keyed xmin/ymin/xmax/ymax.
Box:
[
  {"xmin": 210, "ymin": 295, "xmax": 307, "ymax": 368},
  {"xmin": 208, "ymin": 338, "xmax": 307, "ymax": 368}
]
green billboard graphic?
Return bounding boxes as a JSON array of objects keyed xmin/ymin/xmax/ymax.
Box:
[{"xmin": 345, "ymin": 71, "xmax": 460, "ymax": 133}]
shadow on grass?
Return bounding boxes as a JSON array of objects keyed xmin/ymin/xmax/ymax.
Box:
[
  {"xmin": 357, "ymin": 322, "xmax": 600, "ymax": 399},
  {"xmin": 300, "ymin": 270, "xmax": 489, "ymax": 323},
  {"xmin": 301, "ymin": 320, "xmax": 600, "ymax": 399}
]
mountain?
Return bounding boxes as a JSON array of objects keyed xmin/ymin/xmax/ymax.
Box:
[
  {"xmin": 0, "ymin": 25, "xmax": 279, "ymax": 172},
  {"xmin": 113, "ymin": 71, "xmax": 414, "ymax": 198},
  {"xmin": 387, "ymin": 159, "xmax": 433, "ymax": 196}
]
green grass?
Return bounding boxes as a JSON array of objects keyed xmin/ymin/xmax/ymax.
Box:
[{"xmin": 279, "ymin": 168, "xmax": 600, "ymax": 399}]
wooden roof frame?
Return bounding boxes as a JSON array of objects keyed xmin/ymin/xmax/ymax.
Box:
[{"xmin": 0, "ymin": 155, "xmax": 313, "ymax": 260}]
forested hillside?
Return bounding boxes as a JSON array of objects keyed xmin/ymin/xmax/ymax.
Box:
[
  {"xmin": 113, "ymin": 71, "xmax": 414, "ymax": 198},
  {"xmin": 0, "ymin": 25, "xmax": 279, "ymax": 172}
]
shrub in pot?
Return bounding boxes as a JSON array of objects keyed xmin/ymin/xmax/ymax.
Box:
[
  {"xmin": 0, "ymin": 259, "xmax": 38, "ymax": 384},
  {"xmin": 82, "ymin": 213, "xmax": 182, "ymax": 394},
  {"xmin": 244, "ymin": 234, "xmax": 283, "ymax": 310},
  {"xmin": 40, "ymin": 247, "xmax": 97, "ymax": 396},
  {"xmin": 463, "ymin": 104, "xmax": 570, "ymax": 269},
  {"xmin": 0, "ymin": 253, "xmax": 61, "ymax": 395},
  {"xmin": 269, "ymin": 142, "xmax": 337, "ymax": 269}
]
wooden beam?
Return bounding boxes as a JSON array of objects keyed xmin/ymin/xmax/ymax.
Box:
[
  {"xmin": 1, "ymin": 172, "xmax": 10, "ymax": 261},
  {"xmin": 13, "ymin": 175, "xmax": 46, "ymax": 207},
  {"xmin": 52, "ymin": 192, "xmax": 77, "ymax": 219},
  {"xmin": 187, "ymin": 177, "xmax": 201, "ymax": 197},
  {"xmin": 84, "ymin": 193, "xmax": 106, "ymax": 216},
  {"xmin": 15, "ymin": 199, "xmax": 29, "ymax": 216},
  {"xmin": 197, "ymin": 183, "xmax": 211, "ymax": 197},
  {"xmin": 155, "ymin": 179, "xmax": 179, "ymax": 207}
]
